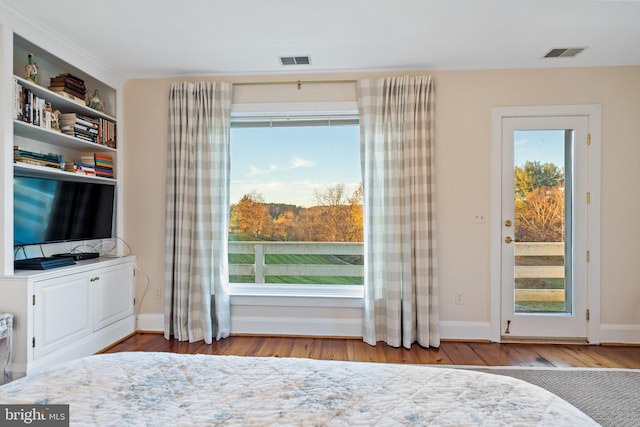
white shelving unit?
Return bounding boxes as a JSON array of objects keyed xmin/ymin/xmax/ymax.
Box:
[
  {"xmin": 1, "ymin": 27, "xmax": 125, "ymax": 261},
  {"xmin": 0, "ymin": 4, "xmax": 134, "ymax": 378}
]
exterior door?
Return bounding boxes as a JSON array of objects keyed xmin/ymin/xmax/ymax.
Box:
[{"xmin": 500, "ymin": 115, "xmax": 589, "ymax": 339}]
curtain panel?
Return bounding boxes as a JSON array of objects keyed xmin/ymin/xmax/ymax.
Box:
[
  {"xmin": 165, "ymin": 81, "xmax": 232, "ymax": 343},
  {"xmin": 357, "ymin": 75, "xmax": 440, "ymax": 349}
]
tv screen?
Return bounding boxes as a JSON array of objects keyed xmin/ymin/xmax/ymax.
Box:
[{"xmin": 14, "ymin": 175, "xmax": 115, "ymax": 246}]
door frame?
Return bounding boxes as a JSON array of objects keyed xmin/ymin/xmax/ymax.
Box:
[{"xmin": 490, "ymin": 105, "xmax": 601, "ymax": 343}]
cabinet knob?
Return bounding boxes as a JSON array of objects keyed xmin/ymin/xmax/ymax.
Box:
[{"xmin": 90, "ymin": 276, "xmax": 100, "ymax": 282}]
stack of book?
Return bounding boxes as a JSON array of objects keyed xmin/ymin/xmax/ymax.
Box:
[
  {"xmin": 97, "ymin": 118, "xmax": 117, "ymax": 148},
  {"xmin": 48, "ymin": 74, "xmax": 87, "ymax": 106},
  {"xmin": 13, "ymin": 78, "xmax": 50, "ymax": 129},
  {"xmin": 14, "ymin": 146, "xmax": 64, "ymax": 170},
  {"xmin": 59, "ymin": 113, "xmax": 99, "ymax": 143},
  {"xmin": 64, "ymin": 161, "xmax": 96, "ymax": 176},
  {"xmin": 80, "ymin": 153, "xmax": 114, "ymax": 178}
]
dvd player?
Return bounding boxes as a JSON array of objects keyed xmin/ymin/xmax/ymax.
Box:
[
  {"xmin": 52, "ymin": 252, "xmax": 100, "ymax": 261},
  {"xmin": 15, "ymin": 257, "xmax": 76, "ymax": 270}
]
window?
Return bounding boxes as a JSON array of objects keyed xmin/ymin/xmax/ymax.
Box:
[{"xmin": 229, "ymin": 103, "xmax": 363, "ymax": 286}]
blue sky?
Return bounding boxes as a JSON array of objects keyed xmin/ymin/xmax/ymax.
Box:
[
  {"xmin": 514, "ymin": 130, "xmax": 566, "ymax": 167},
  {"xmin": 231, "ymin": 127, "xmax": 567, "ymax": 206},
  {"xmin": 230, "ymin": 124, "xmax": 361, "ymax": 207}
]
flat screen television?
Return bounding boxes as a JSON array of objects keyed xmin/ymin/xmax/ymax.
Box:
[{"xmin": 14, "ymin": 174, "xmax": 115, "ymax": 247}]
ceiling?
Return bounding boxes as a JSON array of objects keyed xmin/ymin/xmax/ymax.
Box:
[{"xmin": 4, "ymin": 0, "xmax": 640, "ymax": 79}]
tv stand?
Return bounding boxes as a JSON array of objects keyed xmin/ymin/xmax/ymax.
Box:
[
  {"xmin": 0, "ymin": 256, "xmax": 136, "ymax": 379},
  {"xmin": 53, "ymin": 252, "xmax": 100, "ymax": 261}
]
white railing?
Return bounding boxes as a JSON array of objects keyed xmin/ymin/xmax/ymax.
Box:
[
  {"xmin": 229, "ymin": 241, "xmax": 363, "ymax": 284},
  {"xmin": 229, "ymin": 241, "xmax": 565, "ymax": 302}
]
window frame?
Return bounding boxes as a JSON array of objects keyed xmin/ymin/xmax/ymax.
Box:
[{"xmin": 228, "ymin": 101, "xmax": 363, "ymax": 301}]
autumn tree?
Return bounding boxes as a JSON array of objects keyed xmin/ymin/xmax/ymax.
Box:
[
  {"xmin": 346, "ymin": 183, "xmax": 364, "ymax": 242},
  {"xmin": 229, "ymin": 191, "xmax": 271, "ymax": 238},
  {"xmin": 515, "ymin": 187, "xmax": 564, "ymax": 242},
  {"xmin": 514, "ymin": 161, "xmax": 565, "ymax": 242},
  {"xmin": 306, "ymin": 183, "xmax": 363, "ymax": 242}
]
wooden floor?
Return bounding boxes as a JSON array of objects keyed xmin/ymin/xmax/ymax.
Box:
[{"xmin": 105, "ymin": 333, "xmax": 640, "ymax": 369}]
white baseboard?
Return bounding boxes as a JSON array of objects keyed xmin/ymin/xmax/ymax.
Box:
[
  {"xmin": 598, "ymin": 323, "xmax": 640, "ymax": 344},
  {"xmin": 136, "ymin": 313, "xmax": 164, "ymax": 332},
  {"xmin": 439, "ymin": 321, "xmax": 492, "ymax": 341},
  {"xmin": 137, "ymin": 313, "xmax": 640, "ymax": 345},
  {"xmin": 137, "ymin": 312, "xmax": 495, "ymax": 341}
]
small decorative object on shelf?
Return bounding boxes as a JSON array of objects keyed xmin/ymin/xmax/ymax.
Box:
[
  {"xmin": 25, "ymin": 53, "xmax": 38, "ymax": 84},
  {"xmin": 89, "ymin": 89, "xmax": 105, "ymax": 112},
  {"xmin": 45, "ymin": 103, "xmax": 61, "ymax": 132}
]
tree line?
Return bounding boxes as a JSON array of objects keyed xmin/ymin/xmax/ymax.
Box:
[
  {"xmin": 229, "ymin": 160, "xmax": 565, "ymax": 244},
  {"xmin": 229, "ymin": 183, "xmax": 363, "ymax": 242}
]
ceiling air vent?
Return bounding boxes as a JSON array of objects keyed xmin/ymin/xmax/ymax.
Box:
[
  {"xmin": 544, "ymin": 47, "xmax": 586, "ymax": 58},
  {"xmin": 279, "ymin": 55, "xmax": 311, "ymax": 66}
]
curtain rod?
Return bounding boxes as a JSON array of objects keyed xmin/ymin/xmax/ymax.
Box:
[{"xmin": 233, "ymin": 79, "xmax": 357, "ymax": 90}]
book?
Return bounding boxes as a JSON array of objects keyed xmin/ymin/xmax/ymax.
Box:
[
  {"xmin": 48, "ymin": 80, "xmax": 87, "ymax": 94},
  {"xmin": 64, "ymin": 162, "xmax": 96, "ymax": 175},
  {"xmin": 50, "ymin": 73, "xmax": 86, "ymax": 89},
  {"xmin": 49, "ymin": 87, "xmax": 86, "ymax": 105},
  {"xmin": 48, "ymin": 85, "xmax": 86, "ymax": 100},
  {"xmin": 13, "ymin": 147, "xmax": 62, "ymax": 163},
  {"xmin": 14, "ymin": 146, "xmax": 64, "ymax": 170}
]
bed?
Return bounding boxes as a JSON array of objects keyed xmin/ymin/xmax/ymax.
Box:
[{"xmin": 0, "ymin": 351, "xmax": 597, "ymax": 426}]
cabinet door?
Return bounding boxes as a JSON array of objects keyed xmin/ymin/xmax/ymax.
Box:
[
  {"xmin": 91, "ymin": 264, "xmax": 135, "ymax": 331},
  {"xmin": 33, "ymin": 275, "xmax": 92, "ymax": 360}
]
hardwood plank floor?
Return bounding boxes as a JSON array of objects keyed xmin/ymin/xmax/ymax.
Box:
[{"xmin": 104, "ymin": 333, "xmax": 640, "ymax": 369}]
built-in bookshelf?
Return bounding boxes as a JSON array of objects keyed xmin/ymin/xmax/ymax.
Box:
[
  {"xmin": 11, "ymin": 33, "xmax": 118, "ymax": 182},
  {"xmin": 0, "ymin": 26, "xmax": 123, "ymax": 272}
]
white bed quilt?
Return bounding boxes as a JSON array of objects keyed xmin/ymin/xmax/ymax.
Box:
[{"xmin": 0, "ymin": 352, "xmax": 598, "ymax": 426}]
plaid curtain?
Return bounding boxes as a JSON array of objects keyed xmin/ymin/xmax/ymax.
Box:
[
  {"xmin": 164, "ymin": 82, "xmax": 231, "ymax": 343},
  {"xmin": 357, "ymin": 75, "xmax": 440, "ymax": 349}
]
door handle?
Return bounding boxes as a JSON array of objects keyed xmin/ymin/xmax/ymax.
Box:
[{"xmin": 504, "ymin": 236, "xmax": 513, "ymax": 244}]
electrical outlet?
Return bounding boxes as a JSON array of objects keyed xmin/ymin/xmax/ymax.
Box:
[
  {"xmin": 472, "ymin": 213, "xmax": 486, "ymax": 224},
  {"xmin": 455, "ymin": 291, "xmax": 464, "ymax": 305}
]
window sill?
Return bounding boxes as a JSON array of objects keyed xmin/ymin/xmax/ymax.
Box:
[{"xmin": 229, "ymin": 284, "xmax": 364, "ymax": 308}]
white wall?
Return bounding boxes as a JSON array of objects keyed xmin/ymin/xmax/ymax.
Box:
[{"xmin": 123, "ymin": 67, "xmax": 640, "ymax": 343}]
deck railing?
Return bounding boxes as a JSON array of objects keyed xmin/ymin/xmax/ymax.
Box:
[
  {"xmin": 229, "ymin": 241, "xmax": 364, "ymax": 284},
  {"xmin": 229, "ymin": 241, "xmax": 565, "ymax": 302}
]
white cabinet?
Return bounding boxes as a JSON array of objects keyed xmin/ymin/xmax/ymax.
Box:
[
  {"xmin": 33, "ymin": 274, "xmax": 91, "ymax": 359},
  {"xmin": 91, "ymin": 265, "xmax": 135, "ymax": 331},
  {"xmin": 0, "ymin": 256, "xmax": 136, "ymax": 379}
]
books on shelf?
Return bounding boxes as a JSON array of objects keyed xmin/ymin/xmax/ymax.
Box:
[
  {"xmin": 97, "ymin": 117, "xmax": 117, "ymax": 148},
  {"xmin": 59, "ymin": 113, "xmax": 99, "ymax": 143},
  {"xmin": 14, "ymin": 146, "xmax": 64, "ymax": 170},
  {"xmin": 80, "ymin": 153, "xmax": 114, "ymax": 178},
  {"xmin": 49, "ymin": 73, "xmax": 87, "ymax": 106},
  {"xmin": 64, "ymin": 162, "xmax": 96, "ymax": 176},
  {"xmin": 12, "ymin": 77, "xmax": 117, "ymax": 148},
  {"xmin": 13, "ymin": 78, "xmax": 51, "ymax": 130}
]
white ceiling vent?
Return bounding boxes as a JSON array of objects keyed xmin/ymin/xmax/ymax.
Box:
[
  {"xmin": 279, "ymin": 55, "xmax": 311, "ymax": 66},
  {"xmin": 544, "ymin": 47, "xmax": 586, "ymax": 58}
]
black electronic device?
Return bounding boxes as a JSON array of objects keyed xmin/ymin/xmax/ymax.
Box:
[
  {"xmin": 14, "ymin": 256, "xmax": 76, "ymax": 270},
  {"xmin": 52, "ymin": 252, "xmax": 100, "ymax": 261}
]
